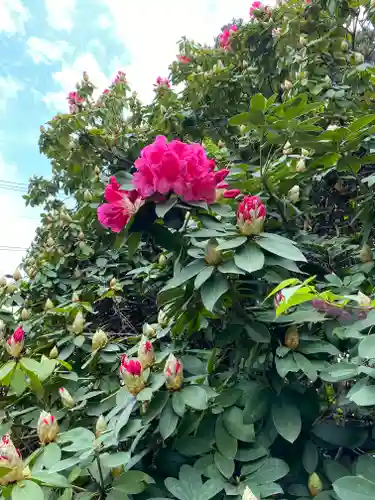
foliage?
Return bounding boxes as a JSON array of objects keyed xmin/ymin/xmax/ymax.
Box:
[{"xmin": 2, "ymin": 1, "xmax": 375, "ymax": 499}]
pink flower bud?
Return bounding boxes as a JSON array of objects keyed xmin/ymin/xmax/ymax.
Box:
[
  {"xmin": 0, "ymin": 434, "xmax": 24, "ymax": 485},
  {"xmin": 164, "ymin": 354, "xmax": 183, "ymax": 391},
  {"xmin": 37, "ymin": 411, "xmax": 59, "ymax": 444},
  {"xmin": 138, "ymin": 338, "xmax": 155, "ymax": 368},
  {"xmin": 155, "ymin": 77, "xmax": 170, "ymax": 88},
  {"xmin": 95, "ymin": 415, "xmax": 107, "ymax": 437},
  {"xmin": 177, "ymin": 55, "xmax": 191, "ymax": 64},
  {"xmin": 214, "ymin": 169, "xmax": 229, "ymax": 184},
  {"xmin": 120, "ymin": 356, "xmax": 145, "ymax": 395},
  {"xmin": 6, "ymin": 327, "xmax": 24, "ymax": 358},
  {"xmin": 223, "ymin": 189, "xmax": 241, "ymax": 198},
  {"xmin": 59, "ymin": 387, "xmax": 75, "ymax": 408},
  {"xmin": 236, "ymin": 195, "xmax": 266, "ymax": 235},
  {"xmin": 274, "ymin": 291, "xmax": 285, "ymax": 309}
]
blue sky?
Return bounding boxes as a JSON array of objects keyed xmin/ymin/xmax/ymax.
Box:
[{"xmin": 0, "ymin": 0, "xmax": 251, "ymax": 274}]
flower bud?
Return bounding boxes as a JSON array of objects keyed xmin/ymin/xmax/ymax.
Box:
[
  {"xmin": 72, "ymin": 311, "xmax": 85, "ymax": 334},
  {"xmin": 296, "ymin": 158, "xmax": 306, "ymax": 172},
  {"xmin": 283, "ymin": 141, "xmax": 293, "ymax": 155},
  {"xmin": 242, "ymin": 486, "xmax": 258, "ymax": 500},
  {"xmin": 94, "ymin": 166, "xmax": 100, "ymax": 175},
  {"xmin": 288, "ymin": 185, "xmax": 300, "ymax": 204},
  {"xmin": 6, "ymin": 327, "xmax": 24, "ymax": 358},
  {"xmin": 21, "ymin": 308, "xmax": 29, "ymax": 321},
  {"xmin": 72, "ymin": 292, "xmax": 80, "ymax": 303},
  {"xmin": 45, "ymin": 298, "xmax": 54, "ymax": 310},
  {"xmin": 138, "ymin": 338, "xmax": 155, "ymax": 368},
  {"xmin": 111, "ymin": 466, "xmax": 123, "ymax": 479},
  {"xmin": 109, "ymin": 278, "xmax": 117, "ymax": 289},
  {"xmin": 299, "ymin": 35, "xmax": 307, "ymax": 46},
  {"xmin": 6, "ymin": 283, "xmax": 16, "ymax": 294},
  {"xmin": 95, "ymin": 415, "xmax": 107, "ymax": 437},
  {"xmin": 0, "ymin": 434, "xmax": 24, "ymax": 485},
  {"xmin": 341, "ymin": 40, "xmax": 348, "ymax": 51},
  {"xmin": 283, "ymin": 79, "xmax": 293, "ymax": 90},
  {"xmin": 47, "ymin": 237, "xmax": 54, "ymax": 247},
  {"xmin": 83, "ymin": 190, "xmax": 92, "ymax": 202},
  {"xmin": 143, "ymin": 323, "xmax": 157, "ymax": 337},
  {"xmin": 78, "ymin": 231, "xmax": 85, "ymax": 241},
  {"xmin": 92, "ymin": 329, "xmax": 108, "ymax": 351},
  {"xmin": 327, "ymin": 124, "xmax": 339, "ymax": 131},
  {"xmin": 37, "ymin": 411, "xmax": 59, "ymax": 444},
  {"xmin": 119, "ymin": 356, "xmax": 145, "ymax": 395},
  {"xmin": 358, "ymin": 291, "xmax": 371, "ymax": 307},
  {"xmin": 158, "ymin": 309, "xmax": 169, "ymax": 327},
  {"xmin": 49, "ymin": 346, "xmax": 58, "ymax": 359},
  {"xmin": 274, "ymin": 291, "xmax": 285, "ymax": 309},
  {"xmin": 83, "ymin": 71, "xmax": 89, "ymax": 81},
  {"xmin": 158, "ymin": 254, "xmax": 167, "ymax": 266},
  {"xmin": 205, "ymin": 241, "xmax": 222, "ymax": 265},
  {"xmin": 13, "ymin": 269, "xmax": 21, "ymax": 281},
  {"xmin": 0, "ymin": 276, "xmax": 7, "ymax": 286},
  {"xmin": 164, "ymin": 354, "xmax": 183, "ymax": 391},
  {"xmin": 59, "ymin": 387, "xmax": 74, "ymax": 408},
  {"xmin": 359, "ymin": 244, "xmax": 373, "ymax": 263},
  {"xmin": 284, "ymin": 326, "xmax": 299, "ymax": 349},
  {"xmin": 354, "ymin": 52, "xmax": 364, "ymax": 65},
  {"xmin": 60, "ymin": 211, "xmax": 72, "ymax": 223},
  {"xmin": 308, "ymin": 472, "xmax": 323, "ymax": 497},
  {"xmin": 237, "ymin": 195, "xmax": 266, "ymax": 236},
  {"xmin": 272, "ymin": 27, "xmax": 282, "ymax": 38}
]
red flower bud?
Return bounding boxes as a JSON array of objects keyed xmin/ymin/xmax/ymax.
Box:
[
  {"xmin": 237, "ymin": 195, "xmax": 266, "ymax": 235},
  {"xmin": 6, "ymin": 327, "xmax": 24, "ymax": 358}
]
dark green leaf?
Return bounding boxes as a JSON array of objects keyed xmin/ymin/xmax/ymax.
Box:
[
  {"xmin": 272, "ymin": 401, "xmax": 301, "ymax": 443},
  {"xmin": 215, "ymin": 415, "xmax": 237, "ymax": 460},
  {"xmin": 200, "ymin": 273, "xmax": 229, "ymax": 312},
  {"xmin": 234, "ymin": 242, "xmax": 265, "ymax": 274},
  {"xmin": 159, "ymin": 401, "xmax": 179, "ymax": 440}
]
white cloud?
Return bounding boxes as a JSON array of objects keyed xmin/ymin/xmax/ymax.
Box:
[
  {"xmin": 98, "ymin": 14, "xmax": 112, "ymax": 29},
  {"xmin": 27, "ymin": 37, "xmax": 72, "ymax": 64},
  {"xmin": 0, "ymin": 0, "xmax": 30, "ymax": 35},
  {"xmin": 100, "ymin": 0, "xmax": 251, "ymax": 103},
  {"xmin": 43, "ymin": 53, "xmax": 110, "ymax": 112},
  {"xmin": 0, "ymin": 155, "xmax": 39, "ymax": 275},
  {"xmin": 0, "ymin": 76, "xmax": 22, "ymax": 112},
  {"xmin": 45, "ymin": 0, "xmax": 75, "ymax": 31}
]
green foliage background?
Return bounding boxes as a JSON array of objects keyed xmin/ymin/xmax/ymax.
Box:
[{"xmin": 2, "ymin": 0, "xmax": 375, "ymax": 499}]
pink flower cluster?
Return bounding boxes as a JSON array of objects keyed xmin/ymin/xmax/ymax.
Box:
[
  {"xmin": 67, "ymin": 91, "xmax": 84, "ymax": 113},
  {"xmin": 120, "ymin": 355, "xmax": 142, "ymax": 376},
  {"xmin": 132, "ymin": 135, "xmax": 230, "ymax": 204},
  {"xmin": 219, "ymin": 25, "xmax": 238, "ymax": 50},
  {"xmin": 155, "ymin": 77, "xmax": 170, "ymax": 88},
  {"xmin": 249, "ymin": 1, "xmax": 271, "ymax": 17},
  {"xmin": 113, "ymin": 70, "xmax": 126, "ymax": 84},
  {"xmin": 237, "ymin": 195, "xmax": 266, "ymax": 235},
  {"xmin": 97, "ymin": 176, "xmax": 144, "ymax": 233}
]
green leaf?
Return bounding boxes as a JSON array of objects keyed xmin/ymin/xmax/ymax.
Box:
[
  {"xmin": 247, "ymin": 458, "xmax": 289, "ymax": 484},
  {"xmin": 223, "ymin": 407, "xmax": 255, "ymax": 442},
  {"xmin": 257, "ymin": 233, "xmax": 306, "ymax": 262},
  {"xmin": 356, "ymin": 455, "xmax": 375, "ymax": 482},
  {"xmin": 302, "ymin": 441, "xmax": 318, "ymax": 473},
  {"xmin": 43, "ymin": 443, "xmax": 62, "ymax": 468},
  {"xmin": 272, "ymin": 401, "xmax": 301, "ymax": 443},
  {"xmin": 216, "ymin": 237, "xmax": 247, "ymax": 251},
  {"xmin": 333, "ymin": 476, "xmax": 375, "ymax": 500},
  {"xmin": 349, "ymin": 385, "xmax": 375, "ymax": 406},
  {"xmin": 235, "ymin": 445, "xmax": 268, "ymax": 462},
  {"xmin": 194, "ymin": 266, "xmax": 214, "ymax": 289},
  {"xmin": 214, "ymin": 451, "xmax": 234, "ymax": 479},
  {"xmin": 251, "ymin": 93, "xmax": 266, "ymax": 112},
  {"xmin": 100, "ymin": 452, "xmax": 131, "ymax": 468},
  {"xmin": 175, "ymin": 436, "xmax": 213, "ymax": 457},
  {"xmin": 142, "ymin": 391, "xmax": 169, "ymax": 424},
  {"xmin": 12, "ymin": 480, "xmax": 45, "ymax": 500},
  {"xmin": 115, "ymin": 399, "xmax": 137, "ymax": 437},
  {"xmin": 32, "ymin": 471, "xmax": 69, "ymax": 488},
  {"xmin": 159, "ymin": 400, "xmax": 179, "ymax": 440},
  {"xmin": 172, "ymin": 392, "xmax": 186, "ymax": 417},
  {"xmin": 323, "ymin": 459, "xmax": 350, "ymax": 483},
  {"xmin": 127, "ymin": 232, "xmax": 141, "ymax": 258},
  {"xmin": 228, "ymin": 112, "xmax": 250, "ymax": 126},
  {"xmin": 48, "ymin": 456, "xmax": 82, "ymax": 473},
  {"xmin": 348, "ymin": 114, "xmax": 375, "ymax": 132},
  {"xmin": 293, "ymin": 352, "xmax": 317, "ymax": 382},
  {"xmin": 234, "ymin": 242, "xmax": 265, "ymax": 274},
  {"xmin": 166, "ymin": 260, "xmax": 206, "ymax": 289},
  {"xmin": 0, "ymin": 361, "xmax": 16, "ymax": 383},
  {"xmin": 155, "ymin": 196, "xmax": 178, "ymax": 218},
  {"xmin": 215, "ymin": 415, "xmax": 237, "ymax": 459},
  {"xmin": 245, "ymin": 323, "xmax": 270, "ymax": 343},
  {"xmin": 200, "ymin": 273, "xmax": 229, "ymax": 312},
  {"xmin": 218, "ymin": 260, "xmax": 245, "ymax": 275},
  {"xmin": 181, "ymin": 385, "xmax": 208, "ymax": 410},
  {"xmin": 19, "ymin": 358, "xmax": 42, "ymax": 377},
  {"xmin": 243, "ymin": 386, "xmax": 270, "ymax": 424},
  {"xmin": 312, "ymin": 422, "xmax": 367, "ymax": 447},
  {"xmin": 358, "ymin": 335, "xmax": 375, "ymax": 358}
]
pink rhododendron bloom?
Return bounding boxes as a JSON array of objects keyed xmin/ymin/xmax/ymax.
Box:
[
  {"xmin": 215, "ymin": 181, "xmax": 241, "ymax": 200},
  {"xmin": 133, "ymin": 135, "xmax": 221, "ymax": 204},
  {"xmin": 6, "ymin": 327, "xmax": 24, "ymax": 358},
  {"xmin": 97, "ymin": 176, "xmax": 144, "ymax": 233},
  {"xmin": 120, "ymin": 357, "xmax": 145, "ymax": 395},
  {"xmin": 237, "ymin": 195, "xmax": 266, "ymax": 235},
  {"xmin": 177, "ymin": 55, "xmax": 191, "ymax": 64},
  {"xmin": 223, "ymin": 189, "xmax": 241, "ymax": 198},
  {"xmin": 0, "ymin": 434, "xmax": 24, "ymax": 485},
  {"xmin": 67, "ymin": 91, "xmax": 84, "ymax": 113},
  {"xmin": 250, "ymin": 1, "xmax": 262, "ymax": 15},
  {"xmin": 103, "ymin": 88, "xmax": 110, "ymax": 95},
  {"xmin": 214, "ymin": 168, "xmax": 229, "ymax": 184},
  {"xmin": 113, "ymin": 70, "xmax": 126, "ymax": 84},
  {"xmin": 164, "ymin": 354, "xmax": 183, "ymax": 390},
  {"xmin": 219, "ymin": 25, "xmax": 238, "ymax": 50},
  {"xmin": 155, "ymin": 76, "xmax": 170, "ymax": 88},
  {"xmin": 138, "ymin": 339, "xmax": 155, "ymax": 368}
]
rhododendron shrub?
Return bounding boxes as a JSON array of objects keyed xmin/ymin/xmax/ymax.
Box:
[{"xmin": 2, "ymin": 0, "xmax": 375, "ymax": 499}]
